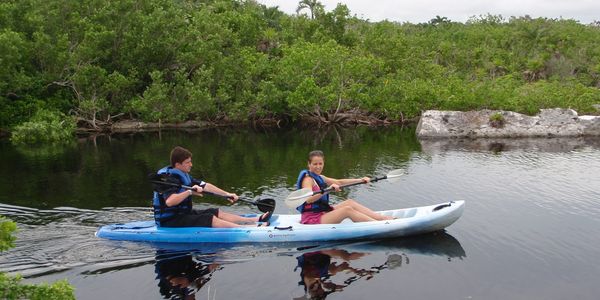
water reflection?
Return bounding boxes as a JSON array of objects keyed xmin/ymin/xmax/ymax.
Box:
[
  {"xmin": 295, "ymin": 249, "xmax": 374, "ymax": 299},
  {"xmin": 2, "ymin": 127, "xmax": 599, "ymax": 299},
  {"xmin": 419, "ymin": 137, "xmax": 600, "ymax": 154},
  {"xmin": 0, "ymin": 127, "xmax": 420, "ymax": 210},
  {"xmin": 292, "ymin": 232, "xmax": 465, "ymax": 299},
  {"xmin": 146, "ymin": 231, "xmax": 465, "ymax": 300},
  {"xmin": 154, "ymin": 251, "xmax": 221, "ymax": 300}
]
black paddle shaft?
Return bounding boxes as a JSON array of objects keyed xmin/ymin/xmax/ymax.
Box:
[
  {"xmin": 319, "ymin": 175, "xmax": 387, "ymax": 194},
  {"xmin": 148, "ymin": 174, "xmax": 275, "ymax": 212}
]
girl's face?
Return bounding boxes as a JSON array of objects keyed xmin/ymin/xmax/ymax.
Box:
[{"xmin": 308, "ymin": 156, "xmax": 324, "ymax": 174}]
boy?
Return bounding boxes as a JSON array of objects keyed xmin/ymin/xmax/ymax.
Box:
[{"xmin": 153, "ymin": 146, "xmax": 271, "ymax": 227}]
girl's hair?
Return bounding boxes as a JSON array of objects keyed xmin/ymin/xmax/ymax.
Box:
[
  {"xmin": 170, "ymin": 146, "xmax": 192, "ymax": 166},
  {"xmin": 308, "ymin": 150, "xmax": 324, "ymax": 162}
]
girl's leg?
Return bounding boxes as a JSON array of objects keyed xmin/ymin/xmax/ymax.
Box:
[
  {"xmin": 320, "ymin": 206, "xmax": 375, "ymax": 224},
  {"xmin": 336, "ymin": 199, "xmax": 393, "ymax": 220}
]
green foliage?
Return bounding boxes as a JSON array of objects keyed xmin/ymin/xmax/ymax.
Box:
[
  {"xmin": 129, "ymin": 69, "xmax": 217, "ymax": 123},
  {"xmin": 0, "ymin": 218, "xmax": 16, "ymax": 252},
  {"xmin": 508, "ymin": 80, "xmax": 600, "ymax": 114},
  {"xmin": 1, "ymin": 0, "xmax": 599, "ymax": 128},
  {"xmin": 0, "ymin": 217, "xmax": 75, "ymax": 299},
  {"xmin": 0, "ymin": 30, "xmax": 31, "ymax": 97},
  {"xmin": 489, "ymin": 112, "xmax": 505, "ymax": 128},
  {"xmin": 489, "ymin": 112, "xmax": 504, "ymax": 122},
  {"xmin": 10, "ymin": 109, "xmax": 76, "ymax": 145},
  {"xmin": 0, "ymin": 274, "xmax": 75, "ymax": 300},
  {"xmin": 275, "ymin": 40, "xmax": 384, "ymax": 119}
]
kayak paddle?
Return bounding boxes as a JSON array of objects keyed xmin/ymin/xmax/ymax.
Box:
[
  {"xmin": 284, "ymin": 169, "xmax": 404, "ymax": 209},
  {"xmin": 149, "ymin": 173, "xmax": 275, "ymax": 213}
]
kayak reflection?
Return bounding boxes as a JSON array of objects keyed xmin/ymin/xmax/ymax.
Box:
[
  {"xmin": 350, "ymin": 230, "xmax": 467, "ymax": 260},
  {"xmin": 149, "ymin": 231, "xmax": 464, "ymax": 299},
  {"xmin": 292, "ymin": 231, "xmax": 465, "ymax": 300},
  {"xmin": 154, "ymin": 251, "xmax": 221, "ymax": 300}
]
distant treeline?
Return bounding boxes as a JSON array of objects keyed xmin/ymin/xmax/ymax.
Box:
[{"xmin": 2, "ymin": 0, "xmax": 599, "ymax": 132}]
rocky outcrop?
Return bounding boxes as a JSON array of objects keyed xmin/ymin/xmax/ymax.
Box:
[{"xmin": 416, "ymin": 108, "xmax": 600, "ymax": 138}]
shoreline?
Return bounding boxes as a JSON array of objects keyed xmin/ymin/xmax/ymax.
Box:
[
  {"xmin": 76, "ymin": 114, "xmax": 411, "ymax": 134},
  {"xmin": 3, "ymin": 108, "xmax": 600, "ymax": 139}
]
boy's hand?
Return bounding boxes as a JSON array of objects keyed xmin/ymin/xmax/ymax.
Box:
[
  {"xmin": 191, "ymin": 185, "xmax": 204, "ymax": 196},
  {"xmin": 227, "ymin": 193, "xmax": 239, "ymax": 203}
]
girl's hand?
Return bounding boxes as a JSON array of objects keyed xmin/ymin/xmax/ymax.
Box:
[{"xmin": 330, "ymin": 183, "xmax": 341, "ymax": 192}]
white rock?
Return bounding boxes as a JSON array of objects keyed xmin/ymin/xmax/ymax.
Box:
[{"xmin": 416, "ymin": 108, "xmax": 600, "ymax": 138}]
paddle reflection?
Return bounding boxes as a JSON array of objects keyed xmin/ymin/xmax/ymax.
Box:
[
  {"xmin": 154, "ymin": 251, "xmax": 221, "ymax": 300},
  {"xmin": 293, "ymin": 231, "xmax": 465, "ymax": 300}
]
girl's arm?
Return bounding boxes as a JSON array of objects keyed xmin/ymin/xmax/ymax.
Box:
[
  {"xmin": 323, "ymin": 176, "xmax": 370, "ymax": 189},
  {"xmin": 301, "ymin": 176, "xmax": 324, "ymax": 204}
]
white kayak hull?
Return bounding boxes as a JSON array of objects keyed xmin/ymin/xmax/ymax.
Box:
[{"xmin": 96, "ymin": 201, "xmax": 464, "ymax": 243}]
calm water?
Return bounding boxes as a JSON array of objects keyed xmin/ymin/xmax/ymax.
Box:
[{"xmin": 1, "ymin": 127, "xmax": 599, "ymax": 299}]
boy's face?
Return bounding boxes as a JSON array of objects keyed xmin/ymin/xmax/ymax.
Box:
[{"xmin": 175, "ymin": 157, "xmax": 193, "ymax": 173}]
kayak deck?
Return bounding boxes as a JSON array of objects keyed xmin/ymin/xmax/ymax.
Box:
[{"xmin": 96, "ymin": 201, "xmax": 464, "ymax": 243}]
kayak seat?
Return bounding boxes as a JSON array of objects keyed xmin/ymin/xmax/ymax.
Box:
[{"xmin": 390, "ymin": 208, "xmax": 417, "ymax": 219}]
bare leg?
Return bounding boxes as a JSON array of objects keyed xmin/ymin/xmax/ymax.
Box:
[
  {"xmin": 320, "ymin": 206, "xmax": 376, "ymax": 224},
  {"xmin": 211, "ymin": 216, "xmax": 256, "ymax": 228},
  {"xmin": 336, "ymin": 199, "xmax": 393, "ymax": 220},
  {"xmin": 217, "ymin": 210, "xmax": 270, "ymax": 224}
]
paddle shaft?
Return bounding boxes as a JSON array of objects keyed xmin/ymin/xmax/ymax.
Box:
[
  {"xmin": 285, "ymin": 169, "xmax": 403, "ymax": 207},
  {"xmin": 316, "ymin": 175, "xmax": 388, "ymax": 195},
  {"xmin": 150, "ymin": 180, "xmax": 273, "ymax": 208}
]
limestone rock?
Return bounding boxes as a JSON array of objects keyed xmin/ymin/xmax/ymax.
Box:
[{"xmin": 416, "ymin": 108, "xmax": 600, "ymax": 138}]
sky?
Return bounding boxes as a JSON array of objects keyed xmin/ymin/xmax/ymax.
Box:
[{"xmin": 255, "ymin": 0, "xmax": 600, "ymax": 24}]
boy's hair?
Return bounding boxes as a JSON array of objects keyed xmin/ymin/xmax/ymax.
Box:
[
  {"xmin": 170, "ymin": 146, "xmax": 192, "ymax": 166},
  {"xmin": 308, "ymin": 150, "xmax": 324, "ymax": 162}
]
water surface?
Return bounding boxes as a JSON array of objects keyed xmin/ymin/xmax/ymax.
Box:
[{"xmin": 0, "ymin": 128, "xmax": 599, "ymax": 299}]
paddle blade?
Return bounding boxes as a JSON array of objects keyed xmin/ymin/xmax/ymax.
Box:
[
  {"xmin": 256, "ymin": 198, "xmax": 276, "ymax": 213},
  {"xmin": 385, "ymin": 169, "xmax": 405, "ymax": 183},
  {"xmin": 148, "ymin": 173, "xmax": 181, "ymax": 194},
  {"xmin": 285, "ymin": 188, "xmax": 313, "ymax": 209}
]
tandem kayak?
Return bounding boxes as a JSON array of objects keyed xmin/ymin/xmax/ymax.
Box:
[{"xmin": 96, "ymin": 201, "xmax": 464, "ymax": 243}]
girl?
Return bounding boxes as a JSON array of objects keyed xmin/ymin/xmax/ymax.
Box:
[{"xmin": 296, "ymin": 150, "xmax": 393, "ymax": 224}]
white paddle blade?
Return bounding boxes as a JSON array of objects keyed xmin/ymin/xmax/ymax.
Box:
[
  {"xmin": 285, "ymin": 188, "xmax": 313, "ymax": 209},
  {"xmin": 386, "ymin": 169, "xmax": 405, "ymax": 182}
]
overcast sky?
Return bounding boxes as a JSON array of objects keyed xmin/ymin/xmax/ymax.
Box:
[{"xmin": 256, "ymin": 0, "xmax": 599, "ymax": 24}]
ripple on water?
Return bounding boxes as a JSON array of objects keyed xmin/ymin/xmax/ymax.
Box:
[
  {"xmin": 0, "ymin": 204, "xmax": 315, "ymax": 278},
  {"xmin": 0, "ymin": 204, "xmax": 157, "ymax": 277}
]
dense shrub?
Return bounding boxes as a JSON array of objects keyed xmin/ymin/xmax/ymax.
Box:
[
  {"xmin": 0, "ymin": 0, "xmax": 599, "ymax": 130},
  {"xmin": 10, "ymin": 110, "xmax": 76, "ymax": 145}
]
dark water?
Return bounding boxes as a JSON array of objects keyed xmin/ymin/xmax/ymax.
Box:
[{"xmin": 1, "ymin": 127, "xmax": 599, "ymax": 299}]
